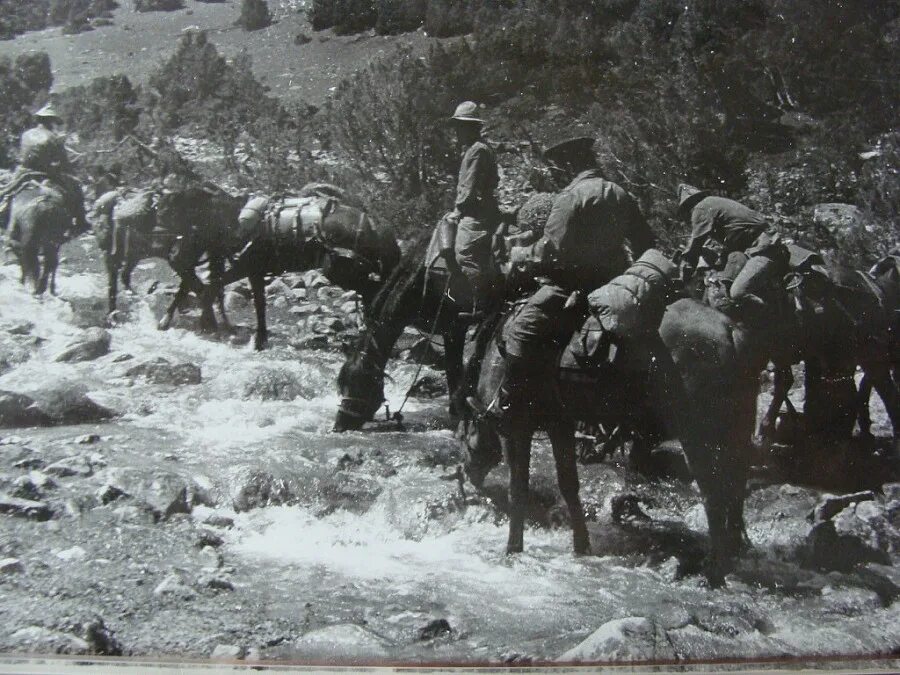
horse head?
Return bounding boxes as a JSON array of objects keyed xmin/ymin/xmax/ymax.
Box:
[{"xmin": 333, "ymin": 337, "xmax": 387, "ymax": 432}]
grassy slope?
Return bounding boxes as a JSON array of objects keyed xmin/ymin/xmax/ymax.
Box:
[{"xmin": 0, "ymin": 0, "xmax": 430, "ymax": 105}]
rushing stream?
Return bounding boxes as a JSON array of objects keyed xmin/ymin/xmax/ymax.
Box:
[{"xmin": 0, "ymin": 236, "xmax": 898, "ymax": 664}]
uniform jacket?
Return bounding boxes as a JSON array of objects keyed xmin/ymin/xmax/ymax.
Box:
[
  {"xmin": 683, "ymin": 196, "xmax": 768, "ymax": 265},
  {"xmin": 453, "ymin": 139, "xmax": 500, "ymax": 278},
  {"xmin": 539, "ymin": 170, "xmax": 655, "ymax": 290}
]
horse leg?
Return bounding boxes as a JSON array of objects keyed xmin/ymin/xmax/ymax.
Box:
[
  {"xmin": 546, "ymin": 419, "xmax": 590, "ymax": 555},
  {"xmin": 208, "ymin": 255, "xmax": 231, "ymax": 329},
  {"xmin": 760, "ymin": 365, "xmax": 793, "ymax": 440},
  {"xmin": 180, "ymin": 267, "xmax": 217, "ymax": 333},
  {"xmin": 37, "ymin": 245, "xmax": 58, "ymax": 296},
  {"xmin": 106, "ymin": 254, "xmax": 120, "ymax": 316},
  {"xmin": 158, "ymin": 281, "xmax": 190, "ymax": 331},
  {"xmin": 249, "ymin": 273, "xmax": 268, "ymax": 350},
  {"xmin": 502, "ymin": 422, "xmax": 533, "ymax": 554},
  {"xmin": 121, "ymin": 257, "xmax": 136, "ymax": 293},
  {"xmin": 444, "ymin": 323, "xmax": 466, "ymax": 421}
]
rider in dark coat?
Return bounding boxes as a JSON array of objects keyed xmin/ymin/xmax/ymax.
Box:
[{"xmin": 495, "ymin": 137, "xmax": 655, "ymax": 419}]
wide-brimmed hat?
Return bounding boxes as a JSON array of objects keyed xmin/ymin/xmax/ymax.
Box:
[
  {"xmin": 34, "ymin": 103, "xmax": 61, "ymax": 121},
  {"xmin": 543, "ymin": 136, "xmax": 595, "ymax": 167},
  {"xmin": 450, "ymin": 101, "xmax": 484, "ymax": 125},
  {"xmin": 676, "ymin": 183, "xmax": 711, "ymax": 217}
]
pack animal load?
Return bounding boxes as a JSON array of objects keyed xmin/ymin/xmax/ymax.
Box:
[
  {"xmin": 237, "ymin": 195, "xmax": 340, "ymax": 246},
  {"xmin": 587, "ymin": 249, "xmax": 678, "ymax": 339}
]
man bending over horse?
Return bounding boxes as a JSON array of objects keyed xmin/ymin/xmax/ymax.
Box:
[
  {"xmin": 496, "ymin": 136, "xmax": 656, "ymax": 420},
  {"xmin": 0, "ymin": 104, "xmax": 88, "ymax": 237}
]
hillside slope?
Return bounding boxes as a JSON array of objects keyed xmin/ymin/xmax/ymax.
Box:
[{"xmin": 0, "ymin": 0, "xmax": 431, "ymax": 104}]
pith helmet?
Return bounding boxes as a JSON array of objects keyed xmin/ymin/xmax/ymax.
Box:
[
  {"xmin": 543, "ymin": 136, "xmax": 595, "ymax": 167},
  {"xmin": 450, "ymin": 101, "xmax": 484, "ymax": 125},
  {"xmin": 34, "ymin": 103, "xmax": 61, "ymax": 121},
  {"xmin": 676, "ymin": 183, "xmax": 710, "ymax": 217}
]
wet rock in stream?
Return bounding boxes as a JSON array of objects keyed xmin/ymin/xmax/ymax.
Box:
[
  {"xmin": 125, "ymin": 358, "xmax": 202, "ymax": 386},
  {"xmin": 53, "ymin": 328, "xmax": 111, "ymax": 363},
  {"xmin": 557, "ymin": 617, "xmax": 676, "ymax": 663},
  {"xmin": 242, "ymin": 367, "xmax": 314, "ymax": 401}
]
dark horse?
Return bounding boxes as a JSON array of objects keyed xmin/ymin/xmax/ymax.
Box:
[
  {"xmin": 333, "ymin": 229, "xmax": 472, "ymax": 432},
  {"xmin": 203, "ymin": 197, "xmax": 401, "ymax": 351},
  {"xmin": 6, "ymin": 180, "xmax": 87, "ymax": 295},
  {"xmin": 459, "ymin": 297, "xmax": 769, "ymax": 587},
  {"xmin": 92, "ymin": 186, "xmax": 242, "ymax": 331}
]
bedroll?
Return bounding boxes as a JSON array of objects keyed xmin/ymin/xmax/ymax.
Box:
[{"xmin": 587, "ymin": 249, "xmax": 677, "ymax": 338}]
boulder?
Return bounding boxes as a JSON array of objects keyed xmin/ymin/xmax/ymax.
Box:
[
  {"xmin": 292, "ymin": 288, "xmax": 308, "ymax": 301},
  {"xmin": 801, "ymin": 518, "xmax": 890, "ymax": 572},
  {"xmin": 556, "ymin": 617, "xmax": 676, "ymax": 663},
  {"xmin": 283, "ymin": 272, "xmax": 306, "ymax": 289},
  {"xmin": 125, "ymin": 358, "xmax": 202, "ymax": 386},
  {"xmin": 418, "ymin": 618, "xmax": 452, "ymax": 641},
  {"xmin": 0, "ymin": 391, "xmax": 51, "ymax": 428},
  {"xmin": 290, "ymin": 303, "xmax": 321, "ymax": 316},
  {"xmin": 26, "ymin": 383, "xmax": 115, "ymax": 425},
  {"xmin": 0, "ymin": 557, "xmax": 24, "ymax": 574},
  {"xmin": 339, "ymin": 301, "xmax": 359, "ymax": 315},
  {"xmin": 0, "ymin": 495, "xmax": 52, "ymax": 520},
  {"xmin": 243, "ymin": 367, "xmax": 313, "ymax": 401},
  {"xmin": 203, "ymin": 513, "xmax": 235, "ymax": 529},
  {"xmin": 81, "ymin": 616, "xmax": 123, "ymax": 656},
  {"xmin": 406, "ymin": 374, "xmax": 448, "ymax": 399},
  {"xmin": 809, "ymin": 491, "xmax": 877, "ymax": 524},
  {"xmin": 265, "ymin": 278, "xmax": 292, "ymax": 298},
  {"xmin": 813, "ymin": 203, "xmax": 867, "ymax": 234},
  {"xmin": 10, "ymin": 626, "xmax": 90, "ymax": 654},
  {"xmin": 302, "ymin": 270, "xmax": 330, "ymax": 289},
  {"xmin": 153, "ymin": 573, "xmax": 196, "ymax": 599},
  {"xmin": 45, "ymin": 455, "xmax": 94, "ymax": 478},
  {"xmin": 223, "ymin": 291, "xmax": 249, "ymax": 312},
  {"xmin": 232, "ymin": 471, "xmax": 296, "ymax": 512},
  {"xmin": 54, "ymin": 328, "xmax": 111, "ymax": 363},
  {"xmin": 294, "ymin": 624, "xmax": 391, "ymax": 661},
  {"xmin": 103, "ymin": 468, "xmax": 208, "ymax": 520},
  {"xmin": 211, "ymin": 644, "xmax": 244, "ymax": 659}
]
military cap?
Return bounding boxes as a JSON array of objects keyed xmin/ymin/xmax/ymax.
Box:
[
  {"xmin": 450, "ymin": 101, "xmax": 484, "ymax": 125},
  {"xmin": 542, "ymin": 136, "xmax": 595, "ymax": 167},
  {"xmin": 676, "ymin": 183, "xmax": 711, "ymax": 217},
  {"xmin": 34, "ymin": 103, "xmax": 61, "ymax": 120}
]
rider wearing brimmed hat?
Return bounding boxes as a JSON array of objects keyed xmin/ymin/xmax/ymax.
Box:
[
  {"xmin": 0, "ymin": 102, "xmax": 87, "ymax": 234},
  {"xmin": 495, "ymin": 135, "xmax": 655, "ymax": 421},
  {"xmin": 437, "ymin": 101, "xmax": 501, "ymax": 312},
  {"xmin": 677, "ymin": 183, "xmax": 769, "ymax": 271}
]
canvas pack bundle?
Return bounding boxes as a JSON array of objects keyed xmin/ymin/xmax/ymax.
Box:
[{"xmin": 587, "ymin": 249, "xmax": 677, "ymax": 338}]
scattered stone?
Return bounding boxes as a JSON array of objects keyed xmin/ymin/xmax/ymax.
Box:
[
  {"xmin": 224, "ymin": 290, "xmax": 250, "ymax": 312},
  {"xmin": 125, "ymin": 358, "xmax": 202, "ymax": 386},
  {"xmin": 196, "ymin": 529, "xmax": 224, "ymax": 548},
  {"xmin": 407, "ymin": 374, "xmax": 448, "ymax": 400},
  {"xmin": 244, "ymin": 646, "xmax": 262, "ymax": 661},
  {"xmin": 203, "ymin": 514, "xmax": 234, "ymax": 528},
  {"xmin": 74, "ymin": 434, "xmax": 101, "ymax": 445},
  {"xmin": 292, "ymin": 288, "xmax": 308, "ymax": 301},
  {"xmin": 0, "ymin": 495, "xmax": 52, "ymax": 520},
  {"xmin": 295, "ymin": 335, "xmax": 329, "ymax": 350},
  {"xmin": 54, "ymin": 328, "xmax": 111, "ymax": 363},
  {"xmin": 320, "ymin": 317, "xmax": 344, "ymax": 332},
  {"xmin": 809, "ymin": 491, "xmax": 877, "ymax": 524},
  {"xmin": 801, "ymin": 518, "xmax": 890, "ymax": 572},
  {"xmin": 338, "ymin": 300, "xmax": 359, "ymax": 315},
  {"xmin": 12, "ymin": 457, "xmax": 44, "ymax": 470},
  {"xmin": 82, "ymin": 616, "xmax": 123, "ymax": 656},
  {"xmin": 113, "ymin": 504, "xmax": 156, "ymax": 525},
  {"xmin": 243, "ymin": 367, "xmax": 313, "ymax": 401},
  {"xmin": 10, "ymin": 626, "xmax": 89, "ymax": 654},
  {"xmin": 202, "ymin": 575, "xmax": 235, "ymax": 592},
  {"xmin": 556, "ymin": 617, "xmax": 676, "ymax": 663},
  {"xmin": 290, "ymin": 302, "xmax": 322, "ymax": 315},
  {"xmin": 294, "ymin": 624, "xmax": 391, "ymax": 661},
  {"xmin": 283, "ymin": 272, "xmax": 306, "ymax": 289},
  {"xmin": 103, "ymin": 468, "xmax": 207, "ymax": 520},
  {"xmin": 418, "ymin": 618, "xmax": 452, "ymax": 641},
  {"xmin": 0, "ymin": 436, "xmax": 28, "ymax": 445},
  {"xmin": 45, "ymin": 455, "xmax": 93, "ymax": 478},
  {"xmin": 813, "ymin": 203, "xmax": 867, "ymax": 234},
  {"xmin": 0, "ymin": 557, "xmax": 24, "ymax": 574},
  {"xmin": 302, "ymin": 270, "xmax": 330, "ymax": 289},
  {"xmin": 339, "ymin": 290, "xmax": 359, "ymax": 302},
  {"xmin": 112, "ymin": 353, "xmax": 134, "ymax": 363},
  {"xmin": 232, "ymin": 471, "xmax": 295, "ymax": 512},
  {"xmin": 272, "ymin": 296, "xmax": 288, "ymax": 310},
  {"xmin": 0, "ymin": 391, "xmax": 51, "ymax": 428},
  {"xmin": 265, "ymin": 278, "xmax": 292, "ymax": 298},
  {"xmin": 12, "ymin": 472, "xmax": 55, "ymax": 500},
  {"xmin": 26, "ymin": 383, "xmax": 115, "ymax": 425},
  {"xmin": 96, "ymin": 484, "xmax": 127, "ymax": 505},
  {"xmin": 56, "ymin": 546, "xmax": 88, "ymax": 562},
  {"xmin": 211, "ymin": 644, "xmax": 244, "ymax": 660},
  {"xmin": 6, "ymin": 321, "xmax": 33, "ymax": 336},
  {"xmin": 153, "ymin": 573, "xmax": 196, "ymax": 599}
]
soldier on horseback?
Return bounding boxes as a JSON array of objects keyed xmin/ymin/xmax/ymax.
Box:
[
  {"xmin": 495, "ymin": 136, "xmax": 656, "ymax": 420},
  {"xmin": 0, "ymin": 104, "xmax": 88, "ymax": 237},
  {"xmin": 437, "ymin": 101, "xmax": 504, "ymax": 316}
]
